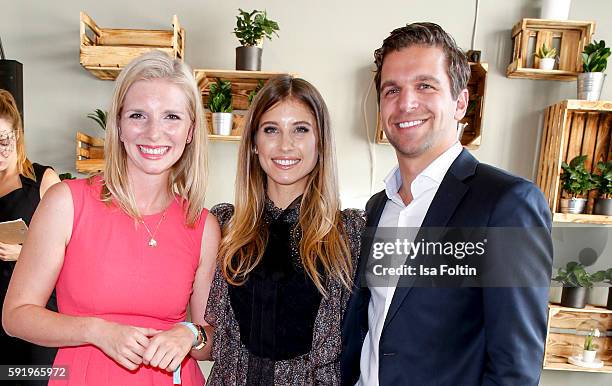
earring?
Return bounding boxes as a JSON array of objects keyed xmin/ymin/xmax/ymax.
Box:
[{"xmin": 254, "ymin": 147, "xmax": 258, "ymax": 154}]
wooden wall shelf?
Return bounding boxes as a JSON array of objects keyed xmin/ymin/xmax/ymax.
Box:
[
  {"xmin": 75, "ymin": 131, "xmax": 104, "ymax": 174},
  {"xmin": 194, "ymin": 69, "xmax": 295, "ymax": 141},
  {"xmin": 536, "ymin": 100, "xmax": 612, "ymax": 223},
  {"xmin": 376, "ymin": 62, "xmax": 487, "ymax": 149},
  {"xmin": 544, "ymin": 304, "xmax": 612, "ymax": 373},
  {"xmin": 79, "ymin": 12, "xmax": 184, "ymax": 80},
  {"xmin": 506, "ymin": 19, "xmax": 594, "ymax": 81}
]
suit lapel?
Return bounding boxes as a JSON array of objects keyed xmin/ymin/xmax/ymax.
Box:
[{"xmin": 382, "ymin": 149, "xmax": 478, "ymax": 330}]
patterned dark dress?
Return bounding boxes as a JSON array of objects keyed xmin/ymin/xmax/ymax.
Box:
[
  {"xmin": 205, "ymin": 198, "xmax": 364, "ymax": 386},
  {"xmin": 0, "ymin": 163, "xmax": 58, "ymax": 385}
]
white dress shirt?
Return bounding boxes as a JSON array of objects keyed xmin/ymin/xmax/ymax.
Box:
[{"xmin": 357, "ymin": 142, "xmax": 463, "ymax": 386}]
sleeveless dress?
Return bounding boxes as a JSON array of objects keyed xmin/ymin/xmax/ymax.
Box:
[
  {"xmin": 50, "ymin": 177, "xmax": 206, "ymax": 386},
  {"xmin": 0, "ymin": 163, "xmax": 58, "ymax": 378}
]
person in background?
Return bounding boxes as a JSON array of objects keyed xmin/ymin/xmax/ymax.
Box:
[
  {"xmin": 206, "ymin": 75, "xmax": 364, "ymax": 385},
  {"xmin": 0, "ymin": 88, "xmax": 60, "ymax": 383},
  {"xmin": 2, "ymin": 51, "xmax": 218, "ymax": 385},
  {"xmin": 341, "ymin": 22, "xmax": 552, "ymax": 386}
]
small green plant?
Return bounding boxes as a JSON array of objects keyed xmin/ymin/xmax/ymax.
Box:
[
  {"xmin": 594, "ymin": 268, "xmax": 612, "ymax": 285},
  {"xmin": 58, "ymin": 172, "xmax": 76, "ymax": 181},
  {"xmin": 582, "ymin": 40, "xmax": 611, "ymax": 72},
  {"xmin": 584, "ymin": 328, "xmax": 600, "ymax": 351},
  {"xmin": 560, "ymin": 155, "xmax": 595, "ymax": 197},
  {"xmin": 233, "ymin": 9, "xmax": 280, "ymax": 47},
  {"xmin": 208, "ymin": 79, "xmax": 233, "ymax": 113},
  {"xmin": 247, "ymin": 80, "xmax": 265, "ymax": 105},
  {"xmin": 593, "ymin": 160, "xmax": 612, "ymax": 198},
  {"xmin": 536, "ymin": 43, "xmax": 557, "ymax": 59},
  {"xmin": 553, "ymin": 262, "xmax": 605, "ymax": 288},
  {"xmin": 87, "ymin": 109, "xmax": 107, "ymax": 131}
]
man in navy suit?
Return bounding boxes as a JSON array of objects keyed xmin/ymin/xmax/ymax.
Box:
[{"xmin": 341, "ymin": 22, "xmax": 553, "ymax": 386}]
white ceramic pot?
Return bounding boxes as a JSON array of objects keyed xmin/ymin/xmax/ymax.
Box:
[
  {"xmin": 212, "ymin": 112, "xmax": 233, "ymax": 135},
  {"xmin": 582, "ymin": 349, "xmax": 597, "ymax": 363},
  {"xmin": 541, "ymin": 0, "xmax": 571, "ymax": 20},
  {"xmin": 539, "ymin": 58, "xmax": 555, "ymax": 70}
]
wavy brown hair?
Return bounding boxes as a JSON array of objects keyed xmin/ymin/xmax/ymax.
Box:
[
  {"xmin": 218, "ymin": 75, "xmax": 352, "ymax": 296},
  {"xmin": 0, "ymin": 89, "xmax": 34, "ymax": 180}
]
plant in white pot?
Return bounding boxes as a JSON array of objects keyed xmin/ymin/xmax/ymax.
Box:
[
  {"xmin": 233, "ymin": 9, "xmax": 279, "ymax": 71},
  {"xmin": 582, "ymin": 328, "xmax": 601, "ymax": 363},
  {"xmin": 593, "ymin": 160, "xmax": 612, "ymax": 215},
  {"xmin": 578, "ymin": 40, "xmax": 610, "ymax": 101},
  {"xmin": 559, "ymin": 155, "xmax": 595, "ymax": 214},
  {"xmin": 208, "ymin": 78, "xmax": 233, "ymax": 136},
  {"xmin": 535, "ymin": 43, "xmax": 556, "ymax": 70}
]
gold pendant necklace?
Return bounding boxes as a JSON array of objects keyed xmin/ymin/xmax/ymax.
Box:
[{"xmin": 140, "ymin": 207, "xmax": 169, "ymax": 248}]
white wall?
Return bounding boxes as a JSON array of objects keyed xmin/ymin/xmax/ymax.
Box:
[{"xmin": 2, "ymin": 0, "xmax": 611, "ymax": 384}]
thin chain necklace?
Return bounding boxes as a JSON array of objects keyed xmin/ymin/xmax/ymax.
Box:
[{"xmin": 140, "ymin": 206, "xmax": 170, "ymax": 248}]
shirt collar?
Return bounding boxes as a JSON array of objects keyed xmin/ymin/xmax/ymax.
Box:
[{"xmin": 383, "ymin": 142, "xmax": 463, "ymax": 201}]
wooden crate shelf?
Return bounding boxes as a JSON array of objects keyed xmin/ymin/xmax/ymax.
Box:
[
  {"xmin": 543, "ymin": 304, "xmax": 612, "ymax": 373},
  {"xmin": 76, "ymin": 131, "xmax": 104, "ymax": 174},
  {"xmin": 506, "ymin": 19, "xmax": 594, "ymax": 81},
  {"xmin": 80, "ymin": 11, "xmax": 184, "ymax": 80},
  {"xmin": 194, "ymin": 69, "xmax": 294, "ymax": 141},
  {"xmin": 376, "ymin": 62, "xmax": 487, "ymax": 149},
  {"xmin": 536, "ymin": 100, "xmax": 612, "ymax": 223}
]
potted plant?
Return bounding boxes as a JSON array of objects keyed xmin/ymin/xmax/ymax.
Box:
[
  {"xmin": 87, "ymin": 108, "xmax": 107, "ymax": 132},
  {"xmin": 578, "ymin": 40, "xmax": 610, "ymax": 101},
  {"xmin": 208, "ymin": 78, "xmax": 233, "ymax": 136},
  {"xmin": 598, "ymin": 268, "xmax": 612, "ymax": 310},
  {"xmin": 582, "ymin": 328, "xmax": 601, "ymax": 363},
  {"xmin": 593, "ymin": 160, "xmax": 612, "ymax": 215},
  {"xmin": 540, "ymin": 0, "xmax": 571, "ymax": 20},
  {"xmin": 559, "ymin": 155, "xmax": 594, "ymax": 214},
  {"xmin": 247, "ymin": 80, "xmax": 265, "ymax": 105},
  {"xmin": 233, "ymin": 8, "xmax": 279, "ymax": 71},
  {"xmin": 535, "ymin": 43, "xmax": 556, "ymax": 70},
  {"xmin": 553, "ymin": 262, "xmax": 604, "ymax": 308}
]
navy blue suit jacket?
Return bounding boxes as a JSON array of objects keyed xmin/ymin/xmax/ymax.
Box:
[{"xmin": 341, "ymin": 149, "xmax": 553, "ymax": 386}]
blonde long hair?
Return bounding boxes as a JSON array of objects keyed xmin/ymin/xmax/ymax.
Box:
[
  {"xmin": 218, "ymin": 75, "xmax": 352, "ymax": 296},
  {"xmin": 102, "ymin": 51, "xmax": 208, "ymax": 227},
  {"xmin": 0, "ymin": 89, "xmax": 34, "ymax": 180}
]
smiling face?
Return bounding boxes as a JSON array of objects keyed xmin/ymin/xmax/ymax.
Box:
[
  {"xmin": 118, "ymin": 78, "xmax": 193, "ymax": 179},
  {"xmin": 379, "ymin": 45, "xmax": 467, "ymax": 159},
  {"xmin": 254, "ymin": 98, "xmax": 319, "ymax": 196},
  {"xmin": 0, "ymin": 118, "xmax": 17, "ymax": 172}
]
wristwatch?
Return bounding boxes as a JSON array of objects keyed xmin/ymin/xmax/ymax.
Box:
[{"xmin": 193, "ymin": 323, "xmax": 207, "ymax": 350}]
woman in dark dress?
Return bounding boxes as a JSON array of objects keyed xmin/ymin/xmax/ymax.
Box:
[
  {"xmin": 0, "ymin": 89, "xmax": 60, "ymax": 371},
  {"xmin": 206, "ymin": 76, "xmax": 364, "ymax": 385}
]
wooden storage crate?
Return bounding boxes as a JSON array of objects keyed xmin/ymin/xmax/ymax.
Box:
[
  {"xmin": 194, "ymin": 69, "xmax": 294, "ymax": 141},
  {"xmin": 76, "ymin": 131, "xmax": 104, "ymax": 174},
  {"xmin": 506, "ymin": 19, "xmax": 594, "ymax": 81},
  {"xmin": 543, "ymin": 304, "xmax": 612, "ymax": 373},
  {"xmin": 80, "ymin": 11, "xmax": 184, "ymax": 80},
  {"xmin": 536, "ymin": 100, "xmax": 612, "ymax": 224},
  {"xmin": 376, "ymin": 62, "xmax": 487, "ymax": 149}
]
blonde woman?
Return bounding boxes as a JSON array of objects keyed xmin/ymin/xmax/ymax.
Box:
[
  {"xmin": 3, "ymin": 51, "xmax": 218, "ymax": 385},
  {"xmin": 206, "ymin": 75, "xmax": 364, "ymax": 385},
  {"xmin": 0, "ymin": 89, "xmax": 60, "ymax": 377}
]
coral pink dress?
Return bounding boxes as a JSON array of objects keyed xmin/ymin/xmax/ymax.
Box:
[{"xmin": 51, "ymin": 177, "xmax": 206, "ymax": 385}]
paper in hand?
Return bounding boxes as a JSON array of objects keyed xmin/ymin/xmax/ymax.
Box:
[{"xmin": 0, "ymin": 218, "xmax": 28, "ymax": 244}]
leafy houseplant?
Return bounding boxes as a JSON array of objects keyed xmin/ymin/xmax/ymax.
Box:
[
  {"xmin": 208, "ymin": 79, "xmax": 233, "ymax": 135},
  {"xmin": 593, "ymin": 160, "xmax": 612, "ymax": 215},
  {"xmin": 582, "ymin": 328, "xmax": 601, "ymax": 363},
  {"xmin": 553, "ymin": 262, "xmax": 604, "ymax": 308},
  {"xmin": 578, "ymin": 40, "xmax": 611, "ymax": 101},
  {"xmin": 247, "ymin": 80, "xmax": 265, "ymax": 105},
  {"xmin": 87, "ymin": 109, "xmax": 107, "ymax": 132},
  {"xmin": 535, "ymin": 43, "xmax": 556, "ymax": 70},
  {"xmin": 559, "ymin": 155, "xmax": 594, "ymax": 214},
  {"xmin": 233, "ymin": 9, "xmax": 280, "ymax": 71}
]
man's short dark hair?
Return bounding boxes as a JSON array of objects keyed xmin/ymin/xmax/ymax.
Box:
[{"xmin": 374, "ymin": 22, "xmax": 470, "ymax": 100}]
